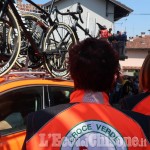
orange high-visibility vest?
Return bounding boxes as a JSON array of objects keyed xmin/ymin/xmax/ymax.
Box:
[
  {"xmin": 26, "ymin": 102, "xmax": 148, "ymax": 149},
  {"xmin": 132, "ymin": 95, "xmax": 150, "ymax": 115}
]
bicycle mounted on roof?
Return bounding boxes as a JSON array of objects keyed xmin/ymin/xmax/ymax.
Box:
[{"xmin": 0, "ymin": 0, "xmax": 77, "ymax": 78}]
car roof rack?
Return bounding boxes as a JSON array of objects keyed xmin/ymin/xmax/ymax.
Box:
[
  {"xmin": 9, "ymin": 70, "xmax": 48, "ymax": 78},
  {"xmin": 9, "ymin": 71, "xmax": 46, "ymax": 76},
  {"xmin": 5, "ymin": 70, "xmax": 72, "ymax": 81}
]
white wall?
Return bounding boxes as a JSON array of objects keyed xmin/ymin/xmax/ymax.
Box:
[
  {"xmin": 52, "ymin": 0, "xmax": 114, "ymax": 40},
  {"xmin": 120, "ymin": 49, "xmax": 149, "ymax": 68}
]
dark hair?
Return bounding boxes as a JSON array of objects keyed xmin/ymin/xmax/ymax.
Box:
[{"xmin": 68, "ymin": 38, "xmax": 119, "ymax": 92}]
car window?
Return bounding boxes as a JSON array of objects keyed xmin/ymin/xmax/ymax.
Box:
[
  {"xmin": 45, "ymin": 86, "xmax": 74, "ymax": 107},
  {"xmin": 0, "ymin": 86, "xmax": 43, "ymax": 136}
]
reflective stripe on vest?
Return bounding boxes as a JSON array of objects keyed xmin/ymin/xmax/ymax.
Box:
[
  {"xmin": 132, "ymin": 95, "xmax": 150, "ymax": 115},
  {"xmin": 70, "ymin": 90, "xmax": 110, "ymax": 105},
  {"xmin": 26, "ymin": 103, "xmax": 148, "ymax": 150}
]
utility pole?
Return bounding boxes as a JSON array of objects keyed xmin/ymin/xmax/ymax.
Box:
[{"xmin": 124, "ymin": 19, "xmax": 127, "ymax": 32}]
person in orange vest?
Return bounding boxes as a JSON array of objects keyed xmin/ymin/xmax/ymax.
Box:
[
  {"xmin": 23, "ymin": 38, "xmax": 150, "ymax": 150},
  {"xmin": 121, "ymin": 54, "xmax": 150, "ymax": 115}
]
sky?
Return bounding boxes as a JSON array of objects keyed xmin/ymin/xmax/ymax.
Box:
[
  {"xmin": 115, "ymin": 0, "xmax": 150, "ymax": 38},
  {"xmin": 28, "ymin": 0, "xmax": 150, "ymax": 38}
]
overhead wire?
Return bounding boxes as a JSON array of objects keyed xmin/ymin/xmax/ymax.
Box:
[{"xmin": 131, "ymin": 13, "xmax": 150, "ymax": 15}]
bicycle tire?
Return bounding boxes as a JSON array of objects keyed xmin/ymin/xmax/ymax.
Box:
[
  {"xmin": 0, "ymin": 7, "xmax": 21, "ymax": 76},
  {"xmin": 43, "ymin": 22, "xmax": 77, "ymax": 78},
  {"xmin": 8, "ymin": 14, "xmax": 48, "ymax": 69}
]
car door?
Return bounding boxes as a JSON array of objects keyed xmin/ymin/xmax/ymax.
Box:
[{"xmin": 0, "ymin": 86, "xmax": 44, "ymax": 150}]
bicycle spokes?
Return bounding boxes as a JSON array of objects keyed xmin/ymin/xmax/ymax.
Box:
[{"xmin": 44, "ymin": 22, "xmax": 76, "ymax": 78}]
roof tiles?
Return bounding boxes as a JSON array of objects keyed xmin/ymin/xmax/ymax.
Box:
[{"xmin": 126, "ymin": 35, "xmax": 150, "ymax": 49}]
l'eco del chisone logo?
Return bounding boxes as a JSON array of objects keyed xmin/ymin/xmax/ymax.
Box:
[{"xmin": 61, "ymin": 120, "xmax": 127, "ymax": 150}]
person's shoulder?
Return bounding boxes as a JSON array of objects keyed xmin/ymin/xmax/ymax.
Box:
[
  {"xmin": 124, "ymin": 92, "xmax": 150, "ymax": 107},
  {"xmin": 29, "ymin": 103, "xmax": 76, "ymax": 120},
  {"xmin": 25, "ymin": 103, "xmax": 77, "ymax": 141},
  {"xmin": 120, "ymin": 93, "xmax": 147, "ymax": 110},
  {"xmin": 120, "ymin": 109, "xmax": 150, "ymax": 142}
]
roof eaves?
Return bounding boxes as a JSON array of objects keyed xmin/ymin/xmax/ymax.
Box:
[
  {"xmin": 43, "ymin": 0, "xmax": 133, "ymax": 12},
  {"xmin": 43, "ymin": 0, "xmax": 61, "ymax": 7},
  {"xmin": 109, "ymin": 0, "xmax": 133, "ymax": 12}
]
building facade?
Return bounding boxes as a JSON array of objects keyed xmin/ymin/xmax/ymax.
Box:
[{"xmin": 120, "ymin": 33, "xmax": 150, "ymax": 76}]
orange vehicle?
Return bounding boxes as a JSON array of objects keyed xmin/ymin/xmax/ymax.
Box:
[{"xmin": 0, "ymin": 72, "xmax": 74, "ymax": 150}]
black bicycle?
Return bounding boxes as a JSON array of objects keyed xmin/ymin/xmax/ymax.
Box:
[
  {"xmin": 51, "ymin": 3, "xmax": 100, "ymax": 42},
  {"xmin": 0, "ymin": 0, "xmax": 77, "ymax": 77}
]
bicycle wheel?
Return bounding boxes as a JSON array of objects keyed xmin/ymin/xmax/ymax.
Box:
[
  {"xmin": 0, "ymin": 7, "xmax": 21, "ymax": 76},
  {"xmin": 43, "ymin": 22, "xmax": 77, "ymax": 78},
  {"xmin": 8, "ymin": 14, "xmax": 47, "ymax": 69}
]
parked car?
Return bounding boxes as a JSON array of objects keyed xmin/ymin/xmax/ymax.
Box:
[{"xmin": 0, "ymin": 73, "xmax": 74, "ymax": 150}]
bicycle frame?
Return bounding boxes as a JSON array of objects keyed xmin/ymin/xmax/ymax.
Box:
[
  {"xmin": 72, "ymin": 21, "xmax": 93, "ymax": 41},
  {"xmin": 53, "ymin": 5, "xmax": 93, "ymax": 41}
]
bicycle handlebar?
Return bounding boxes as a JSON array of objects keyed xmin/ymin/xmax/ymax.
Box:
[
  {"xmin": 53, "ymin": 3, "xmax": 84, "ymax": 24},
  {"xmin": 76, "ymin": 3, "xmax": 84, "ymax": 23}
]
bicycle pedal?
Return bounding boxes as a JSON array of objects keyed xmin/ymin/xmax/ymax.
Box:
[
  {"xmin": 28, "ymin": 63, "xmax": 37, "ymax": 68},
  {"xmin": 28, "ymin": 62, "xmax": 42, "ymax": 69},
  {"xmin": 44, "ymin": 49, "xmax": 59, "ymax": 55},
  {"xmin": 20, "ymin": 51, "xmax": 27, "ymax": 55}
]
